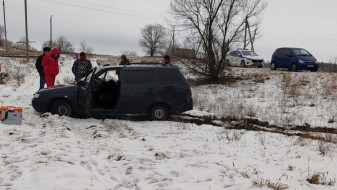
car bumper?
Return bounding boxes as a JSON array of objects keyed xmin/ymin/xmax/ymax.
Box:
[
  {"xmin": 32, "ymin": 98, "xmax": 48, "ymax": 113},
  {"xmin": 246, "ymin": 59, "xmax": 264, "ymax": 67},
  {"xmin": 298, "ymin": 63, "xmax": 318, "ymax": 70}
]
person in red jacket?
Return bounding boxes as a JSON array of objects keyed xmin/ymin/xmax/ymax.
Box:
[{"xmin": 42, "ymin": 48, "xmax": 60, "ymax": 87}]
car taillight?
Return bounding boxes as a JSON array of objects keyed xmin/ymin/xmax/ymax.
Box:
[{"xmin": 186, "ymin": 90, "xmax": 192, "ymax": 97}]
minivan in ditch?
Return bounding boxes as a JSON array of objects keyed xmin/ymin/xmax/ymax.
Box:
[{"xmin": 32, "ymin": 64, "xmax": 193, "ymax": 120}]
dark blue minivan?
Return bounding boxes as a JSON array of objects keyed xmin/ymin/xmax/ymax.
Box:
[{"xmin": 271, "ymin": 48, "xmax": 318, "ymax": 72}]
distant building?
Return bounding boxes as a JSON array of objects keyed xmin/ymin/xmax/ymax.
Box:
[{"xmin": 173, "ymin": 48, "xmax": 196, "ymax": 59}]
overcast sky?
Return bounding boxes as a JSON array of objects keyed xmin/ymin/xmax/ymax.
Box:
[{"xmin": 1, "ymin": 0, "xmax": 337, "ymax": 62}]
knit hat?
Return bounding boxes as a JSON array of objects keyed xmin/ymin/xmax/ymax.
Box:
[
  {"xmin": 43, "ymin": 47, "xmax": 51, "ymax": 52},
  {"xmin": 164, "ymin": 55, "xmax": 171, "ymax": 60},
  {"xmin": 164, "ymin": 55, "xmax": 170, "ymax": 61},
  {"xmin": 80, "ymin": 52, "xmax": 86, "ymax": 56}
]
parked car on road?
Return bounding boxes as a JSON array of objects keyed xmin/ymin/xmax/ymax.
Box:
[
  {"xmin": 32, "ymin": 64, "xmax": 193, "ymax": 121},
  {"xmin": 271, "ymin": 47, "xmax": 318, "ymax": 72},
  {"xmin": 226, "ymin": 49, "xmax": 264, "ymax": 68}
]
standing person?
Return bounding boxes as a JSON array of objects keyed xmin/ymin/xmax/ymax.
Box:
[
  {"xmin": 42, "ymin": 48, "xmax": 60, "ymax": 87},
  {"xmin": 35, "ymin": 47, "xmax": 50, "ymax": 90},
  {"xmin": 119, "ymin": 55, "xmax": 130, "ymax": 65},
  {"xmin": 163, "ymin": 55, "xmax": 173, "ymax": 66},
  {"xmin": 74, "ymin": 54, "xmax": 79, "ymax": 61},
  {"xmin": 72, "ymin": 52, "xmax": 92, "ymax": 81}
]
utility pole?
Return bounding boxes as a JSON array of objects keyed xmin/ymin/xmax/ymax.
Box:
[
  {"xmin": 24, "ymin": 0, "xmax": 29, "ymax": 62},
  {"xmin": 50, "ymin": 15, "xmax": 52, "ymax": 47},
  {"xmin": 3, "ymin": 0, "xmax": 7, "ymax": 54},
  {"xmin": 243, "ymin": 18, "xmax": 248, "ymax": 49},
  {"xmin": 246, "ymin": 20, "xmax": 254, "ymax": 51}
]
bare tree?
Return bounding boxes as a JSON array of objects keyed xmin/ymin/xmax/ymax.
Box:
[
  {"xmin": 170, "ymin": 0, "xmax": 267, "ymax": 81},
  {"xmin": 79, "ymin": 41, "xmax": 94, "ymax": 54},
  {"xmin": 55, "ymin": 36, "xmax": 73, "ymax": 53},
  {"xmin": 42, "ymin": 40, "xmax": 56, "ymax": 49},
  {"xmin": 139, "ymin": 24, "xmax": 167, "ymax": 57}
]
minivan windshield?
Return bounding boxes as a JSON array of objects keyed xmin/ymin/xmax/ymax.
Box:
[
  {"xmin": 241, "ymin": 51, "xmax": 258, "ymax": 56},
  {"xmin": 292, "ymin": 48, "xmax": 312, "ymax": 56}
]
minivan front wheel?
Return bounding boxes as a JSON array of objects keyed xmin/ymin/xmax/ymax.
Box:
[
  {"xmin": 149, "ymin": 104, "xmax": 169, "ymax": 121},
  {"xmin": 51, "ymin": 100, "xmax": 72, "ymax": 117},
  {"xmin": 270, "ymin": 62, "xmax": 277, "ymax": 70},
  {"xmin": 291, "ymin": 63, "xmax": 298, "ymax": 72}
]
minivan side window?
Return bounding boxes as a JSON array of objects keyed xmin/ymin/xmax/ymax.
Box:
[
  {"xmin": 123, "ymin": 70, "xmax": 153, "ymax": 85},
  {"xmin": 277, "ymin": 49, "xmax": 285, "ymax": 56},
  {"xmin": 154, "ymin": 69, "xmax": 184, "ymax": 84},
  {"xmin": 284, "ymin": 49, "xmax": 292, "ymax": 57}
]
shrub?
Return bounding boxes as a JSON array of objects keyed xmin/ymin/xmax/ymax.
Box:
[{"xmin": 0, "ymin": 72, "xmax": 8, "ymax": 84}]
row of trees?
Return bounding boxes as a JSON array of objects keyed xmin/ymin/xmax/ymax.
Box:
[
  {"xmin": 139, "ymin": 0, "xmax": 267, "ymax": 81},
  {"xmin": 42, "ymin": 36, "xmax": 94, "ymax": 54}
]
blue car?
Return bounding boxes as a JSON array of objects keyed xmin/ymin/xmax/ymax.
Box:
[{"xmin": 271, "ymin": 48, "xmax": 318, "ymax": 72}]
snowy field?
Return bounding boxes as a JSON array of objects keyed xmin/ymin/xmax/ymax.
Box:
[{"xmin": 0, "ymin": 56, "xmax": 336, "ymax": 190}]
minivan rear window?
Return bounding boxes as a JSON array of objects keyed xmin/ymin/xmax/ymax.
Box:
[
  {"xmin": 123, "ymin": 70, "xmax": 153, "ymax": 84},
  {"xmin": 154, "ymin": 70, "xmax": 184, "ymax": 84}
]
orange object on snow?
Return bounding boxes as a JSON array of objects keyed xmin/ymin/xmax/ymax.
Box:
[{"xmin": 0, "ymin": 106, "xmax": 22, "ymax": 125}]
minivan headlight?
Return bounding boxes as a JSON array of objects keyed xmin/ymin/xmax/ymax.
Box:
[
  {"xmin": 33, "ymin": 93, "xmax": 40, "ymax": 99},
  {"xmin": 299, "ymin": 60, "xmax": 305, "ymax": 64}
]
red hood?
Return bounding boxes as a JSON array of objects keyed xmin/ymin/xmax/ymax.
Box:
[{"xmin": 51, "ymin": 48, "xmax": 60, "ymax": 55}]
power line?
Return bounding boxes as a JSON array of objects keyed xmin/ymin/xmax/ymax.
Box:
[{"xmin": 40, "ymin": 0, "xmax": 155, "ymax": 20}]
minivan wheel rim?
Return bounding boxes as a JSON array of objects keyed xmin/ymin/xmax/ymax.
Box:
[
  {"xmin": 292, "ymin": 64, "xmax": 297, "ymax": 71},
  {"xmin": 58, "ymin": 105, "xmax": 70, "ymax": 116},
  {"xmin": 271, "ymin": 63, "xmax": 275, "ymax": 69},
  {"xmin": 154, "ymin": 109, "xmax": 165, "ymax": 119}
]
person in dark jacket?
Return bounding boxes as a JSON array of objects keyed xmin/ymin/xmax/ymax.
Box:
[
  {"xmin": 119, "ymin": 55, "xmax": 130, "ymax": 65},
  {"xmin": 163, "ymin": 55, "xmax": 173, "ymax": 66},
  {"xmin": 35, "ymin": 47, "xmax": 51, "ymax": 90},
  {"xmin": 42, "ymin": 48, "xmax": 60, "ymax": 87},
  {"xmin": 72, "ymin": 52, "xmax": 92, "ymax": 81}
]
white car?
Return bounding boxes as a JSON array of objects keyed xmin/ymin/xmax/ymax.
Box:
[{"xmin": 226, "ymin": 49, "xmax": 264, "ymax": 68}]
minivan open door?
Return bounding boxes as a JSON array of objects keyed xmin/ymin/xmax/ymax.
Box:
[{"xmin": 77, "ymin": 68, "xmax": 96, "ymax": 117}]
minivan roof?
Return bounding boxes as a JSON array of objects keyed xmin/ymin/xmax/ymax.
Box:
[
  {"xmin": 278, "ymin": 47, "xmax": 306, "ymax": 50},
  {"xmin": 101, "ymin": 64, "xmax": 177, "ymax": 70}
]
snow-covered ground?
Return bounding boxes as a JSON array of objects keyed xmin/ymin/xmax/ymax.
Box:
[
  {"xmin": 191, "ymin": 67, "xmax": 337, "ymax": 128},
  {"xmin": 0, "ymin": 56, "xmax": 336, "ymax": 190}
]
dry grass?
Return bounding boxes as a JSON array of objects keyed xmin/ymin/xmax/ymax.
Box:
[
  {"xmin": 323, "ymin": 83, "xmax": 337, "ymax": 96},
  {"xmin": 253, "ymin": 178, "xmax": 289, "ymax": 190},
  {"xmin": 317, "ymin": 140, "xmax": 332, "ymax": 156},
  {"xmin": 0, "ymin": 72, "xmax": 8, "ymax": 84},
  {"xmin": 307, "ymin": 171, "xmax": 336, "ymax": 186}
]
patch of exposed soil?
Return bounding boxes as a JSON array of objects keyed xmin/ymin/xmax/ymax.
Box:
[{"xmin": 173, "ymin": 113, "xmax": 337, "ymax": 143}]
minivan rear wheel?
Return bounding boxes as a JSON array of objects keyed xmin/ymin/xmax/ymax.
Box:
[
  {"xmin": 225, "ymin": 59, "xmax": 230, "ymax": 67},
  {"xmin": 51, "ymin": 100, "xmax": 72, "ymax": 117},
  {"xmin": 241, "ymin": 60, "xmax": 246, "ymax": 68},
  {"xmin": 149, "ymin": 104, "xmax": 169, "ymax": 121},
  {"xmin": 291, "ymin": 63, "xmax": 298, "ymax": 72}
]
